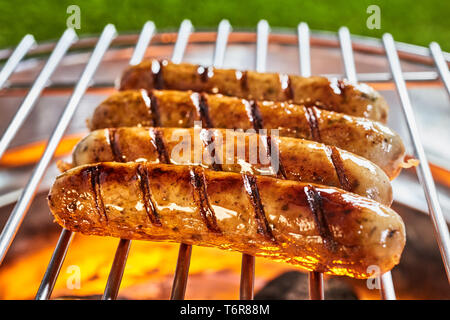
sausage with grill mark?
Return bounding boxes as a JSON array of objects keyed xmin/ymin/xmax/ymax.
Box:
[
  {"xmin": 72, "ymin": 127, "xmax": 393, "ymax": 206},
  {"xmin": 48, "ymin": 162, "xmax": 406, "ymax": 279},
  {"xmin": 119, "ymin": 60, "xmax": 389, "ymax": 122},
  {"xmin": 89, "ymin": 89, "xmax": 405, "ymax": 179}
]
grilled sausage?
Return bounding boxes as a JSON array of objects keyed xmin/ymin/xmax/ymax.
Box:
[
  {"xmin": 119, "ymin": 60, "xmax": 389, "ymax": 122},
  {"xmin": 73, "ymin": 127, "xmax": 393, "ymax": 206},
  {"xmin": 89, "ymin": 90, "xmax": 405, "ymax": 179},
  {"xmin": 48, "ymin": 162, "xmax": 405, "ymax": 278}
]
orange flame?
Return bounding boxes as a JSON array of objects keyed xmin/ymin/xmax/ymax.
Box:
[
  {"xmin": 0, "ymin": 234, "xmax": 295, "ymax": 300},
  {"xmin": 0, "ymin": 133, "xmax": 85, "ymax": 168}
]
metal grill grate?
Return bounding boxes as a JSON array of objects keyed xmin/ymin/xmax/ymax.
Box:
[{"xmin": 0, "ymin": 19, "xmax": 448, "ymax": 300}]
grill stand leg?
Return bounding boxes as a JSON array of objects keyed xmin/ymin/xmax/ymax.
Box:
[
  {"xmin": 308, "ymin": 271, "xmax": 324, "ymax": 300},
  {"xmin": 298, "ymin": 22, "xmax": 325, "ymax": 301},
  {"xmin": 170, "ymin": 243, "xmax": 192, "ymax": 300},
  {"xmin": 240, "ymin": 254, "xmax": 255, "ymax": 300},
  {"xmin": 168, "ymin": 20, "xmax": 194, "ymax": 301},
  {"xmin": 102, "ymin": 239, "xmax": 131, "ymax": 300},
  {"xmin": 338, "ymin": 26, "xmax": 398, "ymax": 300},
  {"xmin": 379, "ymin": 271, "xmax": 396, "ymax": 300},
  {"xmin": 35, "ymin": 229, "xmax": 74, "ymax": 300},
  {"xmin": 238, "ymin": 19, "xmax": 271, "ymax": 302},
  {"xmin": 100, "ymin": 21, "xmax": 157, "ymax": 300}
]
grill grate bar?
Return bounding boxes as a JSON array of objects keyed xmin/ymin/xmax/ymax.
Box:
[
  {"xmin": 0, "ymin": 34, "xmax": 36, "ymax": 89},
  {"xmin": 0, "ymin": 29, "xmax": 78, "ymax": 265},
  {"xmin": 327, "ymin": 71, "xmax": 440, "ymax": 82},
  {"xmin": 129, "ymin": 21, "xmax": 156, "ymax": 66},
  {"xmin": 383, "ymin": 33, "xmax": 450, "ymax": 281},
  {"xmin": 338, "ymin": 26, "xmax": 396, "ymax": 300},
  {"xmin": 0, "ymin": 25, "xmax": 116, "ymax": 270},
  {"xmin": 297, "ymin": 22, "xmax": 311, "ymax": 77},
  {"xmin": 169, "ymin": 19, "xmax": 195, "ymax": 301},
  {"xmin": 240, "ymin": 253, "xmax": 256, "ymax": 300},
  {"xmin": 379, "ymin": 271, "xmax": 396, "ymax": 300},
  {"xmin": 171, "ymin": 243, "xmax": 193, "ymax": 300},
  {"xmin": 239, "ymin": 19, "xmax": 271, "ymax": 301},
  {"xmin": 35, "ymin": 229, "xmax": 74, "ymax": 299},
  {"xmin": 102, "ymin": 21, "xmax": 157, "ymax": 300},
  {"xmin": 0, "ymin": 29, "xmax": 77, "ymax": 161},
  {"xmin": 213, "ymin": 19, "xmax": 231, "ymax": 68},
  {"xmin": 213, "ymin": 20, "xmax": 231, "ymax": 68},
  {"xmin": 171, "ymin": 19, "xmax": 193, "ymax": 64},
  {"xmin": 297, "ymin": 21, "xmax": 325, "ymax": 301},
  {"xmin": 213, "ymin": 20, "xmax": 259, "ymax": 301},
  {"xmin": 308, "ymin": 271, "xmax": 324, "ymax": 300},
  {"xmin": 338, "ymin": 27, "xmax": 357, "ymax": 81},
  {"xmin": 429, "ymin": 42, "xmax": 450, "ymax": 96},
  {"xmin": 102, "ymin": 238, "xmax": 131, "ymax": 300},
  {"xmin": 255, "ymin": 20, "xmax": 270, "ymax": 73},
  {"xmin": 2, "ymin": 70, "xmax": 443, "ymax": 94}
]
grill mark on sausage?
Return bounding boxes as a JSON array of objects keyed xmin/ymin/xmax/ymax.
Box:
[
  {"xmin": 88, "ymin": 165, "xmax": 108, "ymax": 222},
  {"xmin": 193, "ymin": 93, "xmax": 221, "ymax": 171},
  {"xmin": 305, "ymin": 106, "xmax": 321, "ymax": 142},
  {"xmin": 199, "ymin": 93, "xmax": 214, "ymax": 128},
  {"xmin": 246, "ymin": 100, "xmax": 286, "ymax": 181},
  {"xmin": 149, "ymin": 91, "xmax": 162, "ymax": 127},
  {"xmin": 151, "ymin": 60, "xmax": 164, "ymax": 90},
  {"xmin": 191, "ymin": 92, "xmax": 214, "ymax": 128},
  {"xmin": 265, "ymin": 135, "xmax": 287, "ymax": 180},
  {"xmin": 198, "ymin": 66, "xmax": 207, "ymax": 82},
  {"xmin": 337, "ymin": 79, "xmax": 348, "ymax": 102},
  {"xmin": 136, "ymin": 164, "xmax": 162, "ymax": 226},
  {"xmin": 248, "ymin": 100, "xmax": 264, "ymax": 131},
  {"xmin": 198, "ymin": 65, "xmax": 214, "ymax": 83},
  {"xmin": 280, "ymin": 74, "xmax": 293, "ymax": 101},
  {"xmin": 238, "ymin": 70, "xmax": 249, "ymax": 92},
  {"xmin": 242, "ymin": 173, "xmax": 276, "ymax": 242},
  {"xmin": 108, "ymin": 128, "xmax": 123, "ymax": 163},
  {"xmin": 287, "ymin": 76, "xmax": 294, "ymax": 101},
  {"xmin": 304, "ymin": 186, "xmax": 337, "ymax": 252},
  {"xmin": 190, "ymin": 167, "xmax": 221, "ymax": 233},
  {"xmin": 199, "ymin": 129, "xmax": 222, "ymax": 171},
  {"xmin": 139, "ymin": 89, "xmax": 154, "ymax": 124},
  {"xmin": 326, "ymin": 146, "xmax": 352, "ymax": 192},
  {"xmin": 149, "ymin": 128, "xmax": 170, "ymax": 164}
]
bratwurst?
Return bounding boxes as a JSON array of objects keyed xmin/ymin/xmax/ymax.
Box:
[
  {"xmin": 48, "ymin": 162, "xmax": 405, "ymax": 278},
  {"xmin": 73, "ymin": 127, "xmax": 393, "ymax": 206},
  {"xmin": 119, "ymin": 60, "xmax": 389, "ymax": 122},
  {"xmin": 89, "ymin": 89, "xmax": 405, "ymax": 179}
]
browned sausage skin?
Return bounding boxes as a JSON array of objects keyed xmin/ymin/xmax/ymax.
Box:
[
  {"xmin": 89, "ymin": 89, "xmax": 405, "ymax": 179},
  {"xmin": 48, "ymin": 162, "xmax": 405, "ymax": 278},
  {"xmin": 73, "ymin": 127, "xmax": 393, "ymax": 206},
  {"xmin": 119, "ymin": 60, "xmax": 389, "ymax": 122}
]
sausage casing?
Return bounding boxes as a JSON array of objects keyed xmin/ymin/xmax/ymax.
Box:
[
  {"xmin": 48, "ymin": 162, "xmax": 405, "ymax": 278},
  {"xmin": 73, "ymin": 127, "xmax": 393, "ymax": 206},
  {"xmin": 89, "ymin": 89, "xmax": 405, "ymax": 179},
  {"xmin": 119, "ymin": 60, "xmax": 389, "ymax": 122}
]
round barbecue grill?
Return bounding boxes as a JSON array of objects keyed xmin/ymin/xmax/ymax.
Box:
[{"xmin": 0, "ymin": 19, "xmax": 448, "ymax": 300}]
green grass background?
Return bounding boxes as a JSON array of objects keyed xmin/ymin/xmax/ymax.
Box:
[{"xmin": 0, "ymin": 0, "xmax": 448, "ymax": 50}]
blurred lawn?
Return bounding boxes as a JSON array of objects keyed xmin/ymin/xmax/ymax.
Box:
[{"xmin": 0, "ymin": 0, "xmax": 448, "ymax": 50}]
